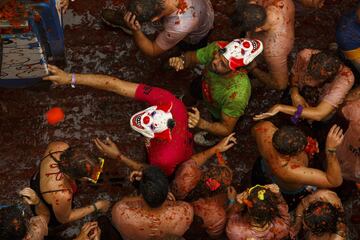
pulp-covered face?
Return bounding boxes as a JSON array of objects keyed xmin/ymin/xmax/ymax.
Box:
[
  {"xmin": 219, "ymin": 38, "xmax": 263, "ymax": 71},
  {"xmin": 130, "ymin": 104, "xmax": 173, "ymax": 140}
]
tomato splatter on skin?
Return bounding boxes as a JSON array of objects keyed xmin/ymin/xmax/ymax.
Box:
[
  {"xmin": 176, "ymin": 0, "xmax": 188, "ymax": 14},
  {"xmin": 290, "ymin": 164, "xmax": 300, "ymax": 169}
]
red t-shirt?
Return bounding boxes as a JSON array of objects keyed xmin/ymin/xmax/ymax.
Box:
[{"xmin": 135, "ymin": 84, "xmax": 194, "ymax": 176}]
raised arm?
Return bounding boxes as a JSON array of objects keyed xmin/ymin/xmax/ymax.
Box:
[
  {"xmin": 94, "ymin": 138, "xmax": 145, "ymax": 171},
  {"xmin": 253, "ymin": 101, "xmax": 335, "ymax": 122},
  {"xmin": 43, "ymin": 65, "xmax": 138, "ymax": 98},
  {"xmin": 188, "ymin": 108, "xmax": 239, "ymax": 137},
  {"xmin": 190, "ymin": 133, "xmax": 237, "ymax": 166},
  {"xmin": 123, "ymin": 12, "xmax": 165, "ymax": 57},
  {"xmin": 169, "ymin": 51, "xmax": 200, "ymax": 71},
  {"xmin": 281, "ymin": 125, "xmax": 343, "ymax": 188}
]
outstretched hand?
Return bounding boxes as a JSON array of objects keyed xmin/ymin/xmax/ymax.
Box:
[
  {"xmin": 216, "ymin": 133, "xmax": 237, "ymax": 152},
  {"xmin": 326, "ymin": 124, "xmax": 344, "ymax": 149},
  {"xmin": 253, "ymin": 104, "xmax": 281, "ymax": 121},
  {"xmin": 43, "ymin": 64, "xmax": 71, "ymax": 85},
  {"xmin": 94, "ymin": 137, "xmax": 121, "ymax": 159}
]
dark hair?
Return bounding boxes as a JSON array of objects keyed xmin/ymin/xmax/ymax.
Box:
[
  {"xmin": 246, "ymin": 186, "xmax": 280, "ymax": 226},
  {"xmin": 0, "ymin": 206, "xmax": 27, "ymax": 240},
  {"xmin": 232, "ymin": 4, "xmax": 267, "ymax": 32},
  {"xmin": 272, "ymin": 126, "xmax": 307, "ymax": 155},
  {"xmin": 186, "ymin": 165, "xmax": 233, "ymax": 201},
  {"xmin": 307, "ymin": 51, "xmax": 341, "ymax": 84},
  {"xmin": 300, "ymin": 85, "xmax": 320, "ymax": 107},
  {"xmin": 139, "ymin": 166, "xmax": 169, "ymax": 208},
  {"xmin": 304, "ymin": 201, "xmax": 339, "ymax": 235},
  {"xmin": 128, "ymin": 0, "xmax": 165, "ymax": 23},
  {"xmin": 56, "ymin": 147, "xmax": 100, "ymax": 180}
]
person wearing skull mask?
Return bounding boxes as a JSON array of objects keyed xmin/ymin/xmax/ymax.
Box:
[
  {"xmin": 43, "ymin": 64, "xmax": 193, "ymax": 176},
  {"xmin": 169, "ymin": 38, "xmax": 263, "ymax": 138}
]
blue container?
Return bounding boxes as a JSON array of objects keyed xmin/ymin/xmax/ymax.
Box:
[{"xmin": 0, "ymin": 0, "xmax": 65, "ymax": 88}]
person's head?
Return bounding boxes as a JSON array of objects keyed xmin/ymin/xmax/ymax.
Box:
[
  {"xmin": 130, "ymin": 103, "xmax": 175, "ymax": 142},
  {"xmin": 58, "ymin": 147, "xmax": 104, "ymax": 182},
  {"xmin": 303, "ymin": 201, "xmax": 339, "ymax": 235},
  {"xmin": 245, "ymin": 185, "xmax": 280, "ymax": 226},
  {"xmin": 128, "ymin": 0, "xmax": 166, "ymax": 23},
  {"xmin": 139, "ymin": 166, "xmax": 169, "ymax": 208},
  {"xmin": 272, "ymin": 126, "xmax": 307, "ymax": 156},
  {"xmin": 0, "ymin": 206, "xmax": 27, "ymax": 240},
  {"xmin": 233, "ymin": 4, "xmax": 267, "ymax": 32},
  {"xmin": 307, "ymin": 51, "xmax": 341, "ymax": 86},
  {"xmin": 210, "ymin": 38, "xmax": 263, "ymax": 74}
]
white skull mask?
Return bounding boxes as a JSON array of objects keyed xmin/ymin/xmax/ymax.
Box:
[
  {"xmin": 129, "ymin": 103, "xmax": 174, "ymax": 141},
  {"xmin": 219, "ymin": 38, "xmax": 263, "ymax": 70}
]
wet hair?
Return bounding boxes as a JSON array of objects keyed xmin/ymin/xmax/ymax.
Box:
[
  {"xmin": 303, "ymin": 201, "xmax": 339, "ymax": 235},
  {"xmin": 246, "ymin": 186, "xmax": 280, "ymax": 226},
  {"xmin": 139, "ymin": 166, "xmax": 169, "ymax": 208},
  {"xmin": 128, "ymin": 0, "xmax": 166, "ymax": 23},
  {"xmin": 55, "ymin": 147, "xmax": 100, "ymax": 180},
  {"xmin": 232, "ymin": 4, "xmax": 267, "ymax": 32},
  {"xmin": 307, "ymin": 51, "xmax": 341, "ymax": 84},
  {"xmin": 0, "ymin": 206, "xmax": 27, "ymax": 240},
  {"xmin": 186, "ymin": 165, "xmax": 233, "ymax": 201},
  {"xmin": 300, "ymin": 85, "xmax": 320, "ymax": 107},
  {"xmin": 272, "ymin": 126, "xmax": 307, "ymax": 155}
]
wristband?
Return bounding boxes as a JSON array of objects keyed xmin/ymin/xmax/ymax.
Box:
[
  {"xmin": 291, "ymin": 105, "xmax": 303, "ymax": 124},
  {"xmin": 227, "ymin": 199, "xmax": 235, "ymax": 205},
  {"xmin": 71, "ymin": 73, "xmax": 76, "ymax": 88},
  {"xmin": 92, "ymin": 203, "xmax": 98, "ymax": 213}
]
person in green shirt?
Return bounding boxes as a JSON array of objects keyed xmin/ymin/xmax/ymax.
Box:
[{"xmin": 169, "ymin": 38, "xmax": 263, "ymax": 137}]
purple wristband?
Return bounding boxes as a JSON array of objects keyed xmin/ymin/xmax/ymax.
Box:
[
  {"xmin": 291, "ymin": 105, "xmax": 303, "ymax": 124},
  {"xmin": 71, "ymin": 73, "xmax": 76, "ymax": 88}
]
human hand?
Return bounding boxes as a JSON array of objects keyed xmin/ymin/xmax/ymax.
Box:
[
  {"xmin": 216, "ymin": 133, "xmax": 237, "ymax": 152},
  {"xmin": 124, "ymin": 12, "xmax": 141, "ymax": 32},
  {"xmin": 188, "ymin": 107, "xmax": 201, "ymax": 128},
  {"xmin": 19, "ymin": 188, "xmax": 40, "ymax": 205},
  {"xmin": 43, "ymin": 64, "xmax": 71, "ymax": 85},
  {"xmin": 75, "ymin": 222, "xmax": 99, "ymax": 240},
  {"xmin": 253, "ymin": 104, "xmax": 281, "ymax": 121},
  {"xmin": 94, "ymin": 137, "xmax": 121, "ymax": 160},
  {"xmin": 227, "ymin": 186, "xmax": 237, "ymax": 201},
  {"xmin": 169, "ymin": 57, "xmax": 185, "ymax": 71},
  {"xmin": 129, "ymin": 171, "xmax": 143, "ymax": 182},
  {"xmin": 94, "ymin": 200, "xmax": 111, "ymax": 213},
  {"xmin": 266, "ymin": 184, "xmax": 280, "ymax": 194},
  {"xmin": 291, "ymin": 92, "xmax": 309, "ymax": 108},
  {"xmin": 325, "ymin": 125, "xmax": 344, "ymax": 150},
  {"xmin": 60, "ymin": 0, "xmax": 69, "ymax": 14},
  {"xmin": 236, "ymin": 190, "xmax": 249, "ymax": 204}
]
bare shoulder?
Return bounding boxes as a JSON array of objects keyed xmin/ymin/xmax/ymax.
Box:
[{"xmin": 252, "ymin": 121, "xmax": 276, "ymax": 136}]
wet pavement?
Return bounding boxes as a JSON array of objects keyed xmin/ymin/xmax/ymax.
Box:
[{"xmin": 0, "ymin": 0, "xmax": 359, "ymax": 239}]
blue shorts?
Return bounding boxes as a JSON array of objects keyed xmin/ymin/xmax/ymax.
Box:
[{"xmin": 336, "ymin": 11, "xmax": 360, "ymax": 52}]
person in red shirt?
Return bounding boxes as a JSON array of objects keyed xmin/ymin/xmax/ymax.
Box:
[{"xmin": 43, "ymin": 64, "xmax": 193, "ymax": 176}]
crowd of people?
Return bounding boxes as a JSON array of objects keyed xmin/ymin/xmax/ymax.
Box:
[{"xmin": 1, "ymin": 0, "xmax": 359, "ymax": 239}]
